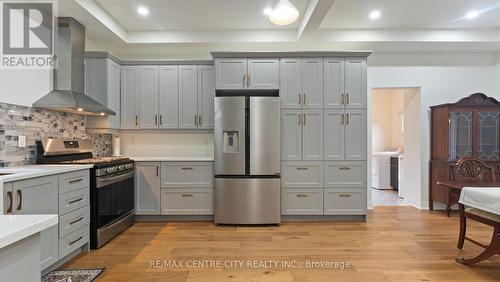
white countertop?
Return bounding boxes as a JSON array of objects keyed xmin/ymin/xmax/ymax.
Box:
[
  {"xmin": 132, "ymin": 156, "xmax": 214, "ymax": 162},
  {"xmin": 0, "ymin": 164, "xmax": 93, "ymax": 183},
  {"xmin": 0, "ymin": 214, "xmax": 58, "ymax": 249}
]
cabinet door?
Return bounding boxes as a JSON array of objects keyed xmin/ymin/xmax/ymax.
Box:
[
  {"xmin": 179, "ymin": 65, "xmax": 199, "ymax": 129},
  {"xmin": 247, "ymin": 59, "xmax": 280, "ymax": 89},
  {"xmin": 121, "ymin": 66, "xmax": 139, "ymax": 129},
  {"xmin": 324, "ymin": 58, "xmax": 344, "ymax": 108},
  {"xmin": 139, "ymin": 66, "xmax": 159, "ymax": 129},
  {"xmin": 345, "ymin": 110, "xmax": 367, "ymax": 160},
  {"xmin": 135, "ymin": 162, "xmax": 161, "ymax": 215},
  {"xmin": 302, "ymin": 110, "xmax": 323, "ymax": 160},
  {"xmin": 159, "ymin": 66, "xmax": 179, "ymax": 128},
  {"xmin": 302, "ymin": 58, "xmax": 323, "ymax": 109},
  {"xmin": 449, "ymin": 111, "xmax": 473, "ymax": 160},
  {"xmin": 215, "ymin": 58, "xmax": 247, "ymax": 89},
  {"xmin": 344, "ymin": 59, "xmax": 366, "ymax": 109},
  {"xmin": 281, "ymin": 110, "xmax": 303, "ymax": 161},
  {"xmin": 280, "ymin": 58, "xmax": 302, "ymax": 109},
  {"xmin": 198, "ymin": 65, "xmax": 215, "ymax": 129},
  {"xmin": 476, "ymin": 111, "xmax": 500, "ymax": 161},
  {"xmin": 108, "ymin": 60, "xmax": 121, "ymax": 129},
  {"xmin": 13, "ymin": 176, "xmax": 58, "ymax": 270},
  {"xmin": 324, "ymin": 110, "xmax": 345, "ymax": 160}
]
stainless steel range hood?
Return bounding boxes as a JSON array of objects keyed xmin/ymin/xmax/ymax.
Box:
[{"xmin": 33, "ymin": 17, "xmax": 115, "ymax": 116}]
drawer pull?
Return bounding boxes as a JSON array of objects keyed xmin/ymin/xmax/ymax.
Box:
[
  {"xmin": 69, "ymin": 217, "xmax": 84, "ymax": 225},
  {"xmin": 6, "ymin": 191, "xmax": 13, "ymax": 214},
  {"xmin": 69, "ymin": 178, "xmax": 83, "ymax": 184},
  {"xmin": 296, "ymin": 194, "xmax": 309, "ymax": 198},
  {"xmin": 296, "ymin": 167, "xmax": 309, "ymax": 170},
  {"xmin": 68, "ymin": 236, "xmax": 83, "ymax": 246},
  {"xmin": 339, "ymin": 167, "xmax": 351, "ymax": 170},
  {"xmin": 181, "ymin": 167, "xmax": 193, "ymax": 170},
  {"xmin": 338, "ymin": 194, "xmax": 351, "ymax": 198},
  {"xmin": 181, "ymin": 194, "xmax": 194, "ymax": 197},
  {"xmin": 68, "ymin": 197, "xmax": 84, "ymax": 205}
]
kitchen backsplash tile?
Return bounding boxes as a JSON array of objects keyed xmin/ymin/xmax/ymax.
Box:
[{"xmin": 0, "ymin": 102, "xmax": 112, "ymax": 167}]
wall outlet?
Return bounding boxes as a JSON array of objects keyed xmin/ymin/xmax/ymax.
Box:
[{"xmin": 18, "ymin": 135, "xmax": 26, "ymax": 148}]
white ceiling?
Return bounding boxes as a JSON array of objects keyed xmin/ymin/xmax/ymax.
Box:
[
  {"xmin": 95, "ymin": 0, "xmax": 310, "ymax": 30},
  {"xmin": 58, "ymin": 0, "xmax": 500, "ymax": 58},
  {"xmin": 322, "ymin": 0, "xmax": 500, "ymax": 29}
]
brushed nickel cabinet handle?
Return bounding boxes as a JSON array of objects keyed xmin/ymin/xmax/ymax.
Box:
[
  {"xmin": 296, "ymin": 194, "xmax": 309, "ymax": 198},
  {"xmin": 347, "ymin": 113, "xmax": 350, "ymax": 125},
  {"xmin": 198, "ymin": 115, "xmax": 202, "ymax": 127},
  {"xmin": 194, "ymin": 114, "xmax": 198, "ymax": 126},
  {"xmin": 69, "ymin": 236, "xmax": 83, "ymax": 245},
  {"xmin": 339, "ymin": 167, "xmax": 351, "ymax": 170},
  {"xmin": 341, "ymin": 114, "xmax": 344, "ymax": 125},
  {"xmin": 339, "ymin": 194, "xmax": 351, "ymax": 198},
  {"xmin": 296, "ymin": 167, "xmax": 309, "ymax": 170},
  {"xmin": 155, "ymin": 115, "xmax": 158, "ymax": 126},
  {"xmin": 160, "ymin": 115, "xmax": 163, "ymax": 125},
  {"xmin": 156, "ymin": 165, "xmax": 159, "ymax": 177},
  {"xmin": 247, "ymin": 74, "xmax": 250, "ymax": 88},
  {"xmin": 181, "ymin": 194, "xmax": 194, "ymax": 197},
  {"xmin": 346, "ymin": 93, "xmax": 349, "ymax": 105},
  {"xmin": 303, "ymin": 94, "xmax": 306, "ymax": 105},
  {"xmin": 68, "ymin": 197, "xmax": 84, "ymax": 205},
  {"xmin": 298, "ymin": 94, "xmax": 302, "ymax": 105},
  {"xmin": 341, "ymin": 93, "xmax": 344, "ymax": 105},
  {"xmin": 16, "ymin": 190, "xmax": 22, "ymax": 211},
  {"xmin": 298, "ymin": 114, "xmax": 302, "ymax": 125},
  {"xmin": 242, "ymin": 74, "xmax": 246, "ymax": 87},
  {"xmin": 135, "ymin": 115, "xmax": 138, "ymax": 126},
  {"xmin": 69, "ymin": 178, "xmax": 83, "ymax": 184},
  {"xmin": 6, "ymin": 191, "xmax": 13, "ymax": 214},
  {"xmin": 69, "ymin": 217, "xmax": 84, "ymax": 225},
  {"xmin": 182, "ymin": 167, "xmax": 193, "ymax": 170},
  {"xmin": 303, "ymin": 113, "xmax": 306, "ymax": 126}
]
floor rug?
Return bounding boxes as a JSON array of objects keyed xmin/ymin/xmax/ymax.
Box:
[{"xmin": 41, "ymin": 268, "xmax": 104, "ymax": 282}]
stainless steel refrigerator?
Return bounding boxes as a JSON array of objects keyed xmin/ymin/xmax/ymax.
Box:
[{"xmin": 214, "ymin": 90, "xmax": 281, "ymax": 224}]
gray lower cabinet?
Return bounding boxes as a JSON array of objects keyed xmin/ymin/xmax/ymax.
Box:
[
  {"xmin": 282, "ymin": 189, "xmax": 323, "ymax": 215},
  {"xmin": 160, "ymin": 162, "xmax": 214, "ymax": 188},
  {"xmin": 324, "ymin": 188, "xmax": 367, "ymax": 215},
  {"xmin": 324, "ymin": 161, "xmax": 367, "ymax": 188},
  {"xmin": 134, "ymin": 162, "xmax": 161, "ymax": 215},
  {"xmin": 281, "ymin": 162, "xmax": 323, "ymax": 188},
  {"xmin": 160, "ymin": 188, "xmax": 213, "ymax": 215}
]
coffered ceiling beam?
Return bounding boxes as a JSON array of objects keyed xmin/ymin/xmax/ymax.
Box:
[{"xmin": 297, "ymin": 0, "xmax": 336, "ymax": 40}]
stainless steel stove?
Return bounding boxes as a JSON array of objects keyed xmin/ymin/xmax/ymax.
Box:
[{"xmin": 36, "ymin": 138, "xmax": 134, "ymax": 249}]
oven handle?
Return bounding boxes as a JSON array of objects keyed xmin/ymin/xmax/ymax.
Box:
[{"xmin": 96, "ymin": 170, "xmax": 134, "ymax": 188}]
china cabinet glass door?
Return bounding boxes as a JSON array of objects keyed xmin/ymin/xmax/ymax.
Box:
[
  {"xmin": 477, "ymin": 111, "xmax": 500, "ymax": 161},
  {"xmin": 449, "ymin": 111, "xmax": 473, "ymax": 160}
]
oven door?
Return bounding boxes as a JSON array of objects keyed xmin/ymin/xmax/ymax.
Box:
[{"xmin": 95, "ymin": 170, "xmax": 134, "ymax": 229}]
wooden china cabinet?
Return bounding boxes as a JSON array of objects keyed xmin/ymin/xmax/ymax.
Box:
[{"xmin": 430, "ymin": 93, "xmax": 500, "ymax": 211}]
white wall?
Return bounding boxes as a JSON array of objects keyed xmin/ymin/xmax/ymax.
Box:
[
  {"xmin": 401, "ymin": 89, "xmax": 420, "ymax": 207},
  {"xmin": 371, "ymin": 89, "xmax": 404, "ymax": 153},
  {"xmin": 0, "ymin": 69, "xmax": 52, "ymax": 106},
  {"xmin": 367, "ymin": 53, "xmax": 497, "ymax": 209}
]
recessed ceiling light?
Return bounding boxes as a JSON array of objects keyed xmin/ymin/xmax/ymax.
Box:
[
  {"xmin": 137, "ymin": 6, "xmax": 149, "ymax": 16},
  {"xmin": 263, "ymin": 7, "xmax": 273, "ymax": 16},
  {"xmin": 465, "ymin": 10, "xmax": 479, "ymax": 19},
  {"xmin": 77, "ymin": 108, "xmax": 83, "ymax": 112},
  {"xmin": 369, "ymin": 10, "xmax": 381, "ymax": 20}
]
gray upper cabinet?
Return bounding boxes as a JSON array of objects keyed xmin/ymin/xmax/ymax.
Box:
[
  {"xmin": 11, "ymin": 176, "xmax": 59, "ymax": 270},
  {"xmin": 344, "ymin": 109, "xmax": 367, "ymax": 160},
  {"xmin": 135, "ymin": 162, "xmax": 161, "ymax": 215},
  {"xmin": 281, "ymin": 109, "xmax": 323, "ymax": 161},
  {"xmin": 179, "ymin": 65, "xmax": 199, "ymax": 129},
  {"xmin": 159, "ymin": 66, "xmax": 179, "ymax": 128},
  {"xmin": 281, "ymin": 110, "xmax": 302, "ymax": 161},
  {"xmin": 247, "ymin": 59, "xmax": 279, "ymax": 89},
  {"xmin": 324, "ymin": 110, "xmax": 345, "ymax": 160},
  {"xmin": 344, "ymin": 59, "xmax": 367, "ymax": 109},
  {"xmin": 280, "ymin": 58, "xmax": 323, "ymax": 109},
  {"xmin": 302, "ymin": 110, "xmax": 323, "ymax": 160},
  {"xmin": 215, "ymin": 58, "xmax": 279, "ymax": 89},
  {"xmin": 198, "ymin": 65, "xmax": 215, "ymax": 129},
  {"xmin": 85, "ymin": 58, "xmax": 121, "ymax": 129},
  {"xmin": 121, "ymin": 66, "xmax": 140, "ymax": 129},
  {"xmin": 139, "ymin": 66, "xmax": 160, "ymax": 129},
  {"xmin": 301, "ymin": 58, "xmax": 323, "ymax": 109},
  {"xmin": 324, "ymin": 58, "xmax": 344, "ymax": 109}
]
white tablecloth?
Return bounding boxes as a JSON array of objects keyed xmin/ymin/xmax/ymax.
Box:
[{"xmin": 459, "ymin": 187, "xmax": 500, "ymax": 216}]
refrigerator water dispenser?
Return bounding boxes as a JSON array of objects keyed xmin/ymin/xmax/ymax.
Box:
[{"xmin": 223, "ymin": 131, "xmax": 239, "ymax": 153}]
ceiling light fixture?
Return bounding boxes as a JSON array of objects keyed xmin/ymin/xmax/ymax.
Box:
[
  {"xmin": 268, "ymin": 0, "xmax": 299, "ymax": 26},
  {"xmin": 137, "ymin": 6, "xmax": 149, "ymax": 16},
  {"xmin": 465, "ymin": 10, "xmax": 479, "ymax": 19},
  {"xmin": 369, "ymin": 10, "xmax": 381, "ymax": 20},
  {"xmin": 263, "ymin": 7, "xmax": 273, "ymax": 16}
]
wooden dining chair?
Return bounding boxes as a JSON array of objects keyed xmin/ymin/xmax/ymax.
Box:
[{"xmin": 450, "ymin": 157, "xmax": 496, "ymax": 183}]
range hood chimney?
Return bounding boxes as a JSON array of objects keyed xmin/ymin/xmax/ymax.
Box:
[{"xmin": 33, "ymin": 17, "xmax": 115, "ymax": 116}]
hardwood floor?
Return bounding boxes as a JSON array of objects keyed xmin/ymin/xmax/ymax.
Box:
[{"xmin": 63, "ymin": 206, "xmax": 500, "ymax": 281}]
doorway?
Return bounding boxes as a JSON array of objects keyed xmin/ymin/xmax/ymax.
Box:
[{"xmin": 370, "ymin": 87, "xmax": 420, "ymax": 206}]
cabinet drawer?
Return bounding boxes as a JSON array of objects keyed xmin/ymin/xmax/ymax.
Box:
[
  {"xmin": 282, "ymin": 188, "xmax": 323, "ymax": 215},
  {"xmin": 59, "ymin": 206, "xmax": 90, "ymax": 238},
  {"xmin": 324, "ymin": 161, "xmax": 366, "ymax": 188},
  {"xmin": 59, "ymin": 188, "xmax": 89, "ymax": 215},
  {"xmin": 161, "ymin": 162, "xmax": 214, "ymax": 188},
  {"xmin": 161, "ymin": 188, "xmax": 213, "ymax": 215},
  {"xmin": 59, "ymin": 170, "xmax": 90, "ymax": 194},
  {"xmin": 59, "ymin": 224, "xmax": 89, "ymax": 259},
  {"xmin": 282, "ymin": 162, "xmax": 323, "ymax": 188},
  {"xmin": 324, "ymin": 188, "xmax": 366, "ymax": 215}
]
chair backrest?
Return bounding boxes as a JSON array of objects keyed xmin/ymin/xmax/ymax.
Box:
[{"xmin": 451, "ymin": 157, "xmax": 496, "ymax": 182}]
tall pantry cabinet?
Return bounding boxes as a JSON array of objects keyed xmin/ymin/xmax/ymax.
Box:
[{"xmin": 280, "ymin": 54, "xmax": 368, "ymax": 218}]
